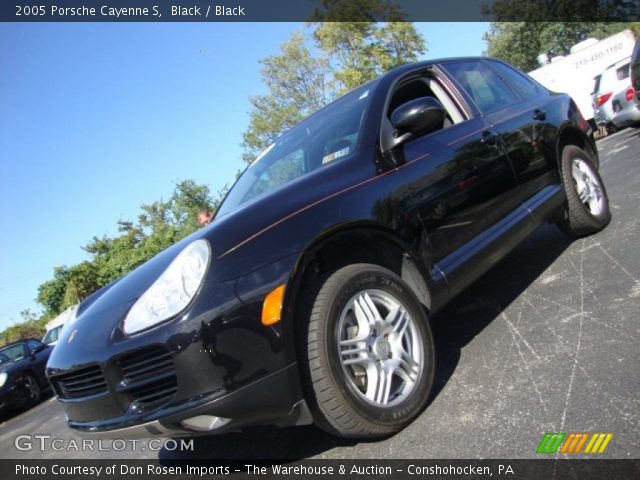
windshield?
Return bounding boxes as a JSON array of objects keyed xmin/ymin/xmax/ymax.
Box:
[
  {"xmin": 0, "ymin": 344, "xmax": 26, "ymax": 365},
  {"xmin": 43, "ymin": 325, "xmax": 64, "ymax": 345},
  {"xmin": 217, "ymin": 83, "xmax": 374, "ymax": 217}
]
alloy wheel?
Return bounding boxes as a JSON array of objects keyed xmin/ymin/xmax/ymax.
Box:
[
  {"xmin": 24, "ymin": 375, "xmax": 40, "ymax": 401},
  {"xmin": 571, "ymin": 158, "xmax": 605, "ymax": 217},
  {"xmin": 337, "ymin": 289, "xmax": 423, "ymax": 407}
]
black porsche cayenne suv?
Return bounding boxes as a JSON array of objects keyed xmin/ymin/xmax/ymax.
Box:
[{"xmin": 47, "ymin": 58, "xmax": 610, "ymax": 438}]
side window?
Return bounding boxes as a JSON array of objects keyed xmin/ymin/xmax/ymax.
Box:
[
  {"xmin": 26, "ymin": 339, "xmax": 42, "ymax": 352},
  {"xmin": 443, "ymin": 61, "xmax": 519, "ymax": 113},
  {"xmin": 486, "ymin": 61, "xmax": 541, "ymax": 99},
  {"xmin": 387, "ymin": 76, "xmax": 464, "ymax": 133}
]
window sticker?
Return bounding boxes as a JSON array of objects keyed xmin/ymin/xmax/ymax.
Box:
[{"xmin": 322, "ymin": 146, "xmax": 350, "ymax": 165}]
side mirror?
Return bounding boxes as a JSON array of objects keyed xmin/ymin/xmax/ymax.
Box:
[
  {"xmin": 381, "ymin": 97, "xmax": 446, "ymax": 158},
  {"xmin": 31, "ymin": 345, "xmax": 47, "ymax": 355},
  {"xmin": 391, "ymin": 97, "xmax": 446, "ymax": 137}
]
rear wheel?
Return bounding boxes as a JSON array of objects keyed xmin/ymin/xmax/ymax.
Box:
[
  {"xmin": 557, "ymin": 145, "xmax": 611, "ymax": 238},
  {"xmin": 303, "ymin": 264, "xmax": 435, "ymax": 438}
]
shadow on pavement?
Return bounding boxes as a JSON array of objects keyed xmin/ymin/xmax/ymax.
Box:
[
  {"xmin": 158, "ymin": 223, "xmax": 572, "ymax": 461},
  {"xmin": 0, "ymin": 390, "xmax": 54, "ymax": 424},
  {"xmin": 429, "ymin": 223, "xmax": 571, "ymax": 400}
]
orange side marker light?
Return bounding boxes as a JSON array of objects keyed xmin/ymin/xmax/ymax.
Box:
[{"xmin": 262, "ymin": 284, "xmax": 286, "ymax": 326}]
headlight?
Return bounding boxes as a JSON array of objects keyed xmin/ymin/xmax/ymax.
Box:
[
  {"xmin": 0, "ymin": 372, "xmax": 8, "ymax": 388},
  {"xmin": 123, "ymin": 239, "xmax": 210, "ymax": 335}
]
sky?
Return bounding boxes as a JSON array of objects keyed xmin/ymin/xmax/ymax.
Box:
[{"xmin": 0, "ymin": 22, "xmax": 489, "ymax": 331}]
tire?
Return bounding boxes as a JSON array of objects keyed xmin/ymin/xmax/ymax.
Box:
[
  {"xmin": 23, "ymin": 374, "xmax": 41, "ymax": 405},
  {"xmin": 303, "ymin": 263, "xmax": 435, "ymax": 438},
  {"xmin": 557, "ymin": 145, "xmax": 611, "ymax": 238}
]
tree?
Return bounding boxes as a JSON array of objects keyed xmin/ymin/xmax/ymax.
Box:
[
  {"xmin": 313, "ymin": 22, "xmax": 425, "ymax": 93},
  {"xmin": 241, "ymin": 9, "xmax": 426, "ymax": 163},
  {"xmin": 485, "ymin": 21, "xmax": 640, "ymax": 72},
  {"xmin": 37, "ymin": 266, "xmax": 71, "ymax": 319},
  {"xmin": 30, "ymin": 179, "xmax": 221, "ymax": 325},
  {"xmin": 240, "ymin": 31, "xmax": 333, "ymax": 163}
]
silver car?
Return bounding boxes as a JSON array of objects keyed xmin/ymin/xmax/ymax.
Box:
[{"xmin": 592, "ymin": 57, "xmax": 639, "ymax": 130}]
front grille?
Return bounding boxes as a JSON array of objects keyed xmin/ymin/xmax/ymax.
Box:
[
  {"xmin": 116, "ymin": 345, "xmax": 177, "ymax": 409},
  {"xmin": 52, "ymin": 365, "xmax": 107, "ymax": 399},
  {"xmin": 127, "ymin": 377, "xmax": 179, "ymax": 409},
  {"xmin": 118, "ymin": 345, "xmax": 174, "ymax": 383}
]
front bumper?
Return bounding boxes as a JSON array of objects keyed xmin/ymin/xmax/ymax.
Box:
[
  {"xmin": 66, "ymin": 364, "xmax": 311, "ymax": 437},
  {"xmin": 47, "ymin": 254, "xmax": 305, "ymax": 437},
  {"xmin": 612, "ymin": 102, "xmax": 640, "ymax": 127}
]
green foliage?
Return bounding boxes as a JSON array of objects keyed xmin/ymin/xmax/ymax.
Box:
[
  {"xmin": 241, "ymin": 6, "xmax": 426, "ymax": 163},
  {"xmin": 240, "ymin": 31, "xmax": 333, "ymax": 163},
  {"xmin": 313, "ymin": 22, "xmax": 425, "ymax": 93},
  {"xmin": 2, "ymin": 179, "xmax": 223, "ymax": 344},
  {"xmin": 37, "ymin": 266, "xmax": 71, "ymax": 319},
  {"xmin": 485, "ymin": 22, "xmax": 640, "ymax": 72},
  {"xmin": 0, "ymin": 310, "xmax": 48, "ymax": 345}
]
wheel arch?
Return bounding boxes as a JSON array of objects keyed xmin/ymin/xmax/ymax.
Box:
[
  {"xmin": 556, "ymin": 123, "xmax": 599, "ymax": 171},
  {"xmin": 283, "ymin": 223, "xmax": 433, "ymax": 333},
  {"xmin": 20, "ymin": 369, "xmax": 41, "ymax": 388}
]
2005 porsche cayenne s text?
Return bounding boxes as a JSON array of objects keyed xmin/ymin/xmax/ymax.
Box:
[{"xmin": 47, "ymin": 58, "xmax": 610, "ymax": 438}]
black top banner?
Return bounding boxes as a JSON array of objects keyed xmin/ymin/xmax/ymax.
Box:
[{"xmin": 1, "ymin": 0, "xmax": 639, "ymax": 22}]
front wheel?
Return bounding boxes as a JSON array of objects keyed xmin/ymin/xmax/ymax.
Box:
[
  {"xmin": 23, "ymin": 374, "xmax": 41, "ymax": 405},
  {"xmin": 303, "ymin": 264, "xmax": 435, "ymax": 438},
  {"xmin": 557, "ymin": 145, "xmax": 611, "ymax": 238}
]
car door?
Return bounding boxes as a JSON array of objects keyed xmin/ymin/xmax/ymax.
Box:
[
  {"xmin": 26, "ymin": 339, "xmax": 51, "ymax": 386},
  {"xmin": 481, "ymin": 59, "xmax": 560, "ymax": 203},
  {"xmin": 387, "ymin": 66, "xmax": 524, "ymax": 296}
]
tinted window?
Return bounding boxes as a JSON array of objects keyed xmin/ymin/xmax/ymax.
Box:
[
  {"xmin": 27, "ymin": 339, "xmax": 42, "ymax": 351},
  {"xmin": 0, "ymin": 344, "xmax": 26, "ymax": 363},
  {"xmin": 616, "ymin": 63, "xmax": 630, "ymax": 81},
  {"xmin": 487, "ymin": 61, "xmax": 540, "ymax": 99},
  {"xmin": 444, "ymin": 61, "xmax": 518, "ymax": 113}
]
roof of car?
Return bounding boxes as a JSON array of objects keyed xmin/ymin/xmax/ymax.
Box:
[
  {"xmin": 0, "ymin": 338, "xmax": 35, "ymax": 348},
  {"xmin": 604, "ymin": 56, "xmax": 631, "ymax": 71}
]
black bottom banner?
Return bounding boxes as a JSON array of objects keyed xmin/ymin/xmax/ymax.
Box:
[{"xmin": 1, "ymin": 459, "xmax": 639, "ymax": 480}]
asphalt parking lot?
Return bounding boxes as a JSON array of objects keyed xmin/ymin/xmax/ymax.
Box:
[{"xmin": 1, "ymin": 128, "xmax": 638, "ymax": 460}]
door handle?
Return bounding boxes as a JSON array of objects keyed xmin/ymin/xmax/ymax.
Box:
[
  {"xmin": 481, "ymin": 130, "xmax": 498, "ymax": 146},
  {"xmin": 533, "ymin": 109, "xmax": 546, "ymax": 121}
]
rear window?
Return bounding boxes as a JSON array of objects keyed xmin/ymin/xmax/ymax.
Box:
[
  {"xmin": 616, "ymin": 63, "xmax": 630, "ymax": 81},
  {"xmin": 443, "ymin": 61, "xmax": 519, "ymax": 113}
]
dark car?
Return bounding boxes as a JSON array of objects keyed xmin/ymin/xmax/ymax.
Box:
[
  {"xmin": 0, "ymin": 339, "xmax": 52, "ymax": 413},
  {"xmin": 47, "ymin": 58, "xmax": 610, "ymax": 439},
  {"xmin": 631, "ymin": 38, "xmax": 640, "ymax": 101}
]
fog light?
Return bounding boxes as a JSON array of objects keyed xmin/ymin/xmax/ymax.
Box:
[{"xmin": 180, "ymin": 415, "xmax": 231, "ymax": 432}]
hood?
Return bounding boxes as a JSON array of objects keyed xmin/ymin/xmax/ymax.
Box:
[
  {"xmin": 0, "ymin": 357, "xmax": 25, "ymax": 374},
  {"xmin": 56, "ymin": 157, "xmax": 369, "ymax": 346}
]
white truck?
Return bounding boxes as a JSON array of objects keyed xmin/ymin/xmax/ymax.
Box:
[{"xmin": 528, "ymin": 29, "xmax": 637, "ymax": 127}]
